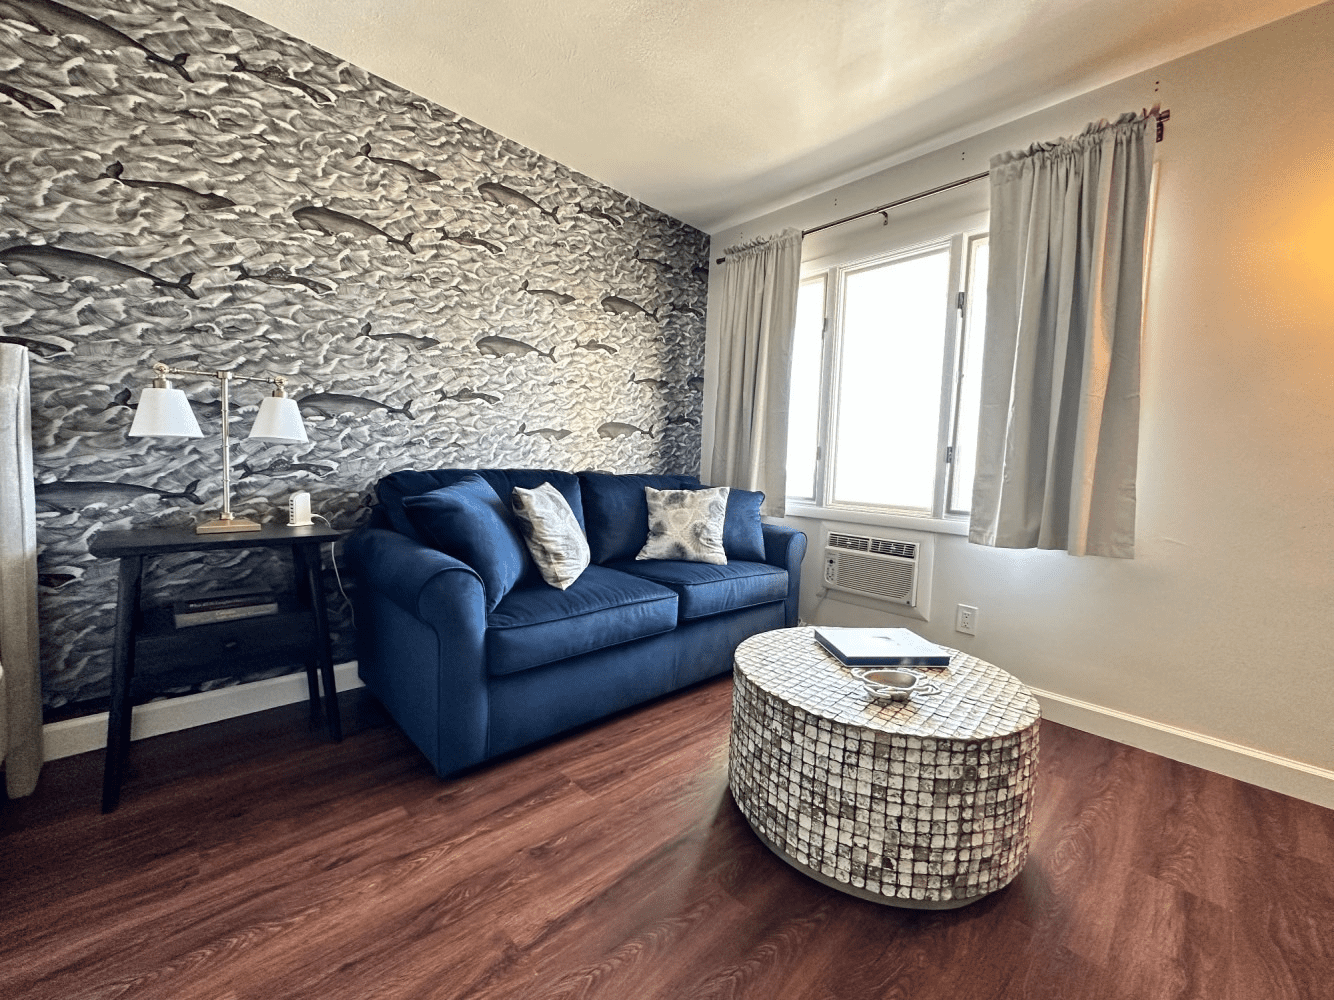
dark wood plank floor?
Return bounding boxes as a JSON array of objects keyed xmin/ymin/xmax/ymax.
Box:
[{"xmin": 3, "ymin": 677, "xmax": 1331, "ymax": 1000}]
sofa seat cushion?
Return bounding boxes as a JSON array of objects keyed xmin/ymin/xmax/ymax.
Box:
[
  {"xmin": 486, "ymin": 565, "xmax": 679, "ymax": 676},
  {"xmin": 608, "ymin": 558, "xmax": 789, "ymax": 622}
]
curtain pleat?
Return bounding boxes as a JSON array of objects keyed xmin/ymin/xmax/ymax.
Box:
[
  {"xmin": 708, "ymin": 229, "xmax": 803, "ymax": 517},
  {"xmin": 970, "ymin": 111, "xmax": 1155, "ymax": 557},
  {"xmin": 0, "ymin": 343, "xmax": 43, "ymax": 796}
]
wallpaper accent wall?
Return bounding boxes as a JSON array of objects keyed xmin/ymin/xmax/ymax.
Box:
[{"xmin": 0, "ymin": 0, "xmax": 709, "ymax": 712}]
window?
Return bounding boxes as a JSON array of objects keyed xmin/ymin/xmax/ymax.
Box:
[{"xmin": 786, "ymin": 226, "xmax": 988, "ymax": 525}]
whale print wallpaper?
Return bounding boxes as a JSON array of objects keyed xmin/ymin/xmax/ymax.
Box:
[{"xmin": 0, "ymin": 0, "xmax": 710, "ymax": 713}]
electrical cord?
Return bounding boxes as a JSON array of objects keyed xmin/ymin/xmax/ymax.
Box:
[{"xmin": 311, "ymin": 513, "xmax": 354, "ymax": 626}]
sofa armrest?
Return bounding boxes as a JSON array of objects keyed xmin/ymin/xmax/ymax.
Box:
[
  {"xmin": 761, "ymin": 523, "xmax": 807, "ymax": 627},
  {"xmin": 344, "ymin": 527, "xmax": 490, "ymax": 776}
]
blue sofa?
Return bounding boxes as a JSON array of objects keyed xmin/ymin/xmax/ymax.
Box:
[{"xmin": 345, "ymin": 468, "xmax": 807, "ymax": 778}]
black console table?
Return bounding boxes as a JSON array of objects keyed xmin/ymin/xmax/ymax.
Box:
[{"xmin": 88, "ymin": 523, "xmax": 344, "ymax": 812}]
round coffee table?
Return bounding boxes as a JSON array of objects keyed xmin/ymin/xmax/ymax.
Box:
[{"xmin": 729, "ymin": 626, "xmax": 1041, "ymax": 909}]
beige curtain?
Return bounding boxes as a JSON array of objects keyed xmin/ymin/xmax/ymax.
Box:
[
  {"xmin": 1, "ymin": 343, "xmax": 42, "ymax": 796},
  {"xmin": 708, "ymin": 228, "xmax": 803, "ymax": 517},
  {"xmin": 970, "ymin": 110, "xmax": 1156, "ymax": 558}
]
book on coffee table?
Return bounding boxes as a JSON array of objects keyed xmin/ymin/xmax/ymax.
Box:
[{"xmin": 813, "ymin": 627, "xmax": 952, "ymax": 666}]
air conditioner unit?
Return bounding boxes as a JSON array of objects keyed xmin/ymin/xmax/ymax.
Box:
[{"xmin": 822, "ymin": 532, "xmax": 919, "ymax": 607}]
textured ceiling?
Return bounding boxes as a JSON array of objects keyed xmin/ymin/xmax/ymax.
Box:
[{"xmin": 225, "ymin": 0, "xmax": 1322, "ymax": 232}]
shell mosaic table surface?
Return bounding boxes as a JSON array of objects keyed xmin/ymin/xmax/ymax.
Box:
[{"xmin": 729, "ymin": 626, "xmax": 1041, "ymax": 909}]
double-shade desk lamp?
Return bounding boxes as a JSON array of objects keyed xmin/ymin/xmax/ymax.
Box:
[{"xmin": 128, "ymin": 361, "xmax": 308, "ymax": 533}]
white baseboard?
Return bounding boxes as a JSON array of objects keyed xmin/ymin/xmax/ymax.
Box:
[
  {"xmin": 42, "ymin": 662, "xmax": 364, "ymax": 762},
  {"xmin": 1031, "ymin": 686, "xmax": 1334, "ymax": 811}
]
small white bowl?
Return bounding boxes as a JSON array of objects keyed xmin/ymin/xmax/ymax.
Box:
[{"xmin": 852, "ymin": 667, "xmax": 941, "ymax": 702}]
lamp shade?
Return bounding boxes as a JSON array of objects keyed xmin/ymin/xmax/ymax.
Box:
[
  {"xmin": 249, "ymin": 395, "xmax": 308, "ymax": 443},
  {"xmin": 127, "ymin": 385, "xmax": 203, "ymax": 438}
]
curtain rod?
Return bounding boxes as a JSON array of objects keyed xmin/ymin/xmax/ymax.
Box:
[{"xmin": 715, "ymin": 108, "xmax": 1169, "ymax": 264}]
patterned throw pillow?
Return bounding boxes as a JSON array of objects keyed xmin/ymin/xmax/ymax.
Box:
[
  {"xmin": 636, "ymin": 486, "xmax": 730, "ymax": 564},
  {"xmin": 511, "ymin": 482, "xmax": 590, "ymax": 589}
]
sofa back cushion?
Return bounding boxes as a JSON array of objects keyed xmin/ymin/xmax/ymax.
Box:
[
  {"xmin": 378, "ymin": 468, "xmax": 585, "ymax": 544},
  {"xmin": 720, "ymin": 488, "xmax": 766, "ymax": 562},
  {"xmin": 402, "ymin": 475, "xmax": 531, "ymax": 612},
  {"xmin": 577, "ymin": 471, "xmax": 701, "ymax": 564}
]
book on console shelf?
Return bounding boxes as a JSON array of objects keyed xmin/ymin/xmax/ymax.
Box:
[
  {"xmin": 173, "ymin": 590, "xmax": 278, "ymax": 628},
  {"xmin": 813, "ymin": 626, "xmax": 953, "ymax": 666}
]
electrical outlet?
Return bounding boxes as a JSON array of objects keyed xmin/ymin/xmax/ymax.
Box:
[{"xmin": 955, "ymin": 604, "xmax": 978, "ymax": 635}]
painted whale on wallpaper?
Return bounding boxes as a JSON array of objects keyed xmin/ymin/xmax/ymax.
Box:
[
  {"xmin": 518, "ymin": 423, "xmax": 571, "ymax": 441},
  {"xmin": 0, "ymin": 244, "xmax": 197, "ymax": 298},
  {"xmin": 361, "ymin": 327, "xmax": 440, "ymax": 349},
  {"xmin": 577, "ymin": 204, "xmax": 623, "ymax": 228},
  {"xmin": 100, "ymin": 162, "xmax": 234, "ymax": 212},
  {"xmin": 629, "ymin": 372, "xmax": 669, "ymax": 390},
  {"xmin": 437, "ymin": 229, "xmax": 504, "ymax": 255},
  {"xmin": 634, "ymin": 253, "xmax": 673, "ymax": 272},
  {"xmin": 0, "ymin": 80, "xmax": 56, "ymax": 113},
  {"xmin": 478, "ymin": 181, "xmax": 558, "ymax": 220},
  {"xmin": 439, "ymin": 387, "xmax": 500, "ymax": 405},
  {"xmin": 0, "ymin": 0, "xmax": 191, "ymax": 81},
  {"xmin": 36, "ymin": 478, "xmax": 203, "ymax": 512},
  {"xmin": 297, "ymin": 391, "xmax": 414, "ymax": 420},
  {"xmin": 237, "ymin": 458, "xmax": 337, "ymax": 480},
  {"xmin": 292, "ymin": 207, "xmax": 414, "ymax": 253},
  {"xmin": 600, "ymin": 295, "xmax": 657, "ymax": 320},
  {"xmin": 597, "ymin": 421, "xmax": 653, "ymax": 439},
  {"xmin": 518, "ymin": 280, "xmax": 574, "ymax": 305},
  {"xmin": 231, "ymin": 263, "xmax": 333, "ymax": 294},
  {"xmin": 225, "ymin": 53, "xmax": 330, "ymax": 104},
  {"xmin": 358, "ymin": 144, "xmax": 441, "ymax": 184},
  {"xmin": 574, "ymin": 338, "xmax": 617, "ymax": 355},
  {"xmin": 665, "ymin": 413, "xmax": 699, "ymax": 426},
  {"xmin": 476, "ymin": 335, "xmax": 555, "ymax": 361}
]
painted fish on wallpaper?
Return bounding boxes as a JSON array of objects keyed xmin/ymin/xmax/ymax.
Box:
[
  {"xmin": 0, "ymin": 0, "xmax": 192, "ymax": 81},
  {"xmin": 0, "ymin": 244, "xmax": 197, "ymax": 298},
  {"xmin": 671, "ymin": 304, "xmax": 705, "ymax": 318},
  {"xmin": 237, "ymin": 458, "xmax": 337, "ymax": 480},
  {"xmin": 478, "ymin": 181, "xmax": 558, "ymax": 220},
  {"xmin": 357, "ymin": 143, "xmax": 441, "ymax": 183},
  {"xmin": 100, "ymin": 162, "xmax": 235, "ymax": 212},
  {"xmin": 225, "ymin": 53, "xmax": 331, "ymax": 104},
  {"xmin": 439, "ymin": 387, "xmax": 500, "ymax": 405},
  {"xmin": 359, "ymin": 322, "xmax": 440, "ymax": 349},
  {"xmin": 0, "ymin": 334, "xmax": 71, "ymax": 358},
  {"xmin": 686, "ymin": 376, "xmax": 705, "ymax": 389},
  {"xmin": 297, "ymin": 392, "xmax": 414, "ymax": 420},
  {"xmin": 0, "ymin": 80, "xmax": 56, "ymax": 113},
  {"xmin": 629, "ymin": 373, "xmax": 669, "ymax": 390},
  {"xmin": 38, "ymin": 569, "xmax": 82, "ymax": 589},
  {"xmin": 664, "ymin": 413, "xmax": 699, "ymax": 426},
  {"xmin": 576, "ymin": 204, "xmax": 622, "ymax": 228},
  {"xmin": 292, "ymin": 207, "xmax": 414, "ymax": 253},
  {"xmin": 518, "ymin": 280, "xmax": 574, "ymax": 306},
  {"xmin": 104, "ymin": 387, "xmax": 134, "ymax": 409},
  {"xmin": 597, "ymin": 421, "xmax": 653, "ymax": 439},
  {"xmin": 518, "ymin": 423, "xmax": 571, "ymax": 441},
  {"xmin": 600, "ymin": 295, "xmax": 658, "ymax": 320},
  {"xmin": 231, "ymin": 263, "xmax": 333, "ymax": 294},
  {"xmin": 35, "ymin": 478, "xmax": 203, "ymax": 512},
  {"xmin": 476, "ymin": 335, "xmax": 555, "ymax": 361},
  {"xmin": 574, "ymin": 338, "xmax": 617, "ymax": 355},
  {"xmin": 436, "ymin": 229, "xmax": 504, "ymax": 255},
  {"xmin": 634, "ymin": 253, "xmax": 673, "ymax": 272}
]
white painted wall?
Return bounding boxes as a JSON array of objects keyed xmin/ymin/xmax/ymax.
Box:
[{"xmin": 705, "ymin": 3, "xmax": 1334, "ymax": 797}]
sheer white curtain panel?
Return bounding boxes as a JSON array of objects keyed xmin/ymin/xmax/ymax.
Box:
[
  {"xmin": 708, "ymin": 228, "xmax": 803, "ymax": 517},
  {"xmin": 970, "ymin": 110, "xmax": 1156, "ymax": 557},
  {"xmin": 1, "ymin": 343, "xmax": 42, "ymax": 796}
]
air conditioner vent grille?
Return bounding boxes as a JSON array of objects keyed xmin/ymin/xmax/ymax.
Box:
[{"xmin": 827, "ymin": 532, "xmax": 917, "ymax": 560}]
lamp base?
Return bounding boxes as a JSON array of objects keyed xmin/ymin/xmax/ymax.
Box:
[{"xmin": 196, "ymin": 515, "xmax": 262, "ymax": 534}]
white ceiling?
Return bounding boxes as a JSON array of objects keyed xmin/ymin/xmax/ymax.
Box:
[{"xmin": 225, "ymin": 0, "xmax": 1321, "ymax": 233}]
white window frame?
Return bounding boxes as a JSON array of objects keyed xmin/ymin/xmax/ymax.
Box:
[{"xmin": 786, "ymin": 209, "xmax": 989, "ymax": 536}]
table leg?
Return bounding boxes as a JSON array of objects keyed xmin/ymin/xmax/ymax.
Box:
[
  {"xmin": 294, "ymin": 541, "xmax": 341, "ymax": 742},
  {"xmin": 102, "ymin": 554, "xmax": 143, "ymax": 813}
]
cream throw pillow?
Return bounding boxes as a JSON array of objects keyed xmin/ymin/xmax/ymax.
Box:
[
  {"xmin": 510, "ymin": 482, "xmax": 590, "ymax": 589},
  {"xmin": 636, "ymin": 486, "xmax": 730, "ymax": 564}
]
